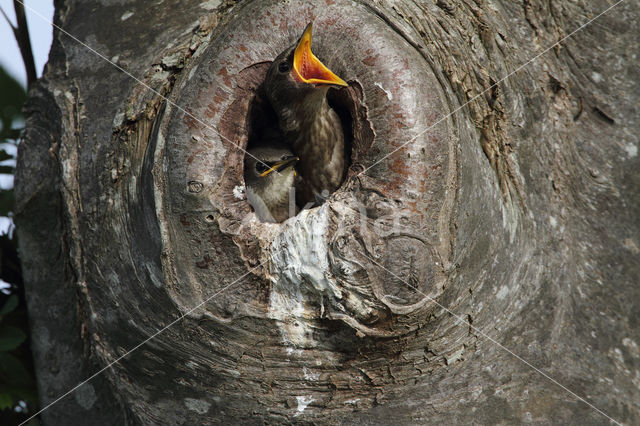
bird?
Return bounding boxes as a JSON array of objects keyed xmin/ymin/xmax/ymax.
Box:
[
  {"xmin": 263, "ymin": 22, "xmax": 348, "ymax": 206},
  {"xmin": 244, "ymin": 142, "xmax": 299, "ymax": 223}
]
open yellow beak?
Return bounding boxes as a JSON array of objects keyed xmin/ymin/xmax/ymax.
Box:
[{"xmin": 293, "ymin": 22, "xmax": 348, "ymax": 87}]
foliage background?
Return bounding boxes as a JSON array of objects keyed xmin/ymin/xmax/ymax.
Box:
[
  {"xmin": 0, "ymin": 1, "xmax": 54, "ymax": 423},
  {"xmin": 0, "ymin": 64, "xmax": 38, "ymax": 425}
]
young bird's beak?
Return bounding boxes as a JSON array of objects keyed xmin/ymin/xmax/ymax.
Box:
[
  {"xmin": 293, "ymin": 22, "xmax": 348, "ymax": 87},
  {"xmin": 259, "ymin": 156, "xmax": 299, "ymax": 177}
]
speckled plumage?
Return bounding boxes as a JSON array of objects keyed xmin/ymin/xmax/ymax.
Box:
[
  {"xmin": 263, "ymin": 30, "xmax": 346, "ymax": 204},
  {"xmin": 244, "ymin": 144, "xmax": 297, "ymax": 223}
]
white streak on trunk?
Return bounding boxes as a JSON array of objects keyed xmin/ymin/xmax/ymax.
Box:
[
  {"xmin": 295, "ymin": 396, "xmax": 314, "ymax": 416},
  {"xmin": 267, "ymin": 206, "xmax": 342, "ymax": 347}
]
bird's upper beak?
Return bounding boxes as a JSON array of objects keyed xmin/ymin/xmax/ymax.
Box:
[
  {"xmin": 293, "ymin": 22, "xmax": 348, "ymax": 87},
  {"xmin": 259, "ymin": 156, "xmax": 300, "ymax": 177}
]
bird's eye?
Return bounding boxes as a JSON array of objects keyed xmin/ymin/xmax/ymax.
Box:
[
  {"xmin": 278, "ymin": 61, "xmax": 291, "ymax": 73},
  {"xmin": 256, "ymin": 162, "xmax": 270, "ymax": 174}
]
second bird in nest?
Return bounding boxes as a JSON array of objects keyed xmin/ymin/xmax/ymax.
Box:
[{"xmin": 245, "ymin": 22, "xmax": 348, "ymax": 223}]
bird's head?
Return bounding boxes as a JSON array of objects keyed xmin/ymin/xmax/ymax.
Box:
[
  {"xmin": 244, "ymin": 145, "xmax": 299, "ymax": 200},
  {"xmin": 264, "ymin": 22, "xmax": 348, "ymax": 114}
]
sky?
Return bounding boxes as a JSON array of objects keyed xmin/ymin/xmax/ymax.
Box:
[
  {"xmin": 0, "ymin": 0, "xmax": 54, "ymax": 86},
  {"xmin": 0, "ymin": 1, "xmax": 54, "ymax": 235}
]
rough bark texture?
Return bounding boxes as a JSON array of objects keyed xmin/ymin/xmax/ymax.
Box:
[{"xmin": 15, "ymin": 0, "xmax": 639, "ymax": 424}]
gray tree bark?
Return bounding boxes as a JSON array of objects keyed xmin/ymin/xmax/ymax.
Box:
[{"xmin": 15, "ymin": 0, "xmax": 639, "ymax": 424}]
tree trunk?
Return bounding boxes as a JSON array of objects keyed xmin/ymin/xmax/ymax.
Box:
[{"xmin": 16, "ymin": 0, "xmax": 639, "ymax": 424}]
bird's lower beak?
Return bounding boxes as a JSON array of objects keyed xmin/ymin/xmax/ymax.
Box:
[
  {"xmin": 274, "ymin": 156, "xmax": 299, "ymax": 172},
  {"xmin": 260, "ymin": 156, "xmax": 299, "ymax": 177},
  {"xmin": 293, "ymin": 22, "xmax": 348, "ymax": 87}
]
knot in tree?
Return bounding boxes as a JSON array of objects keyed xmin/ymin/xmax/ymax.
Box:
[{"xmin": 15, "ymin": 0, "xmax": 639, "ymax": 424}]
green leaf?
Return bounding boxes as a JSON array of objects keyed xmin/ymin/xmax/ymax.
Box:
[
  {"xmin": 0, "ymin": 189, "xmax": 15, "ymax": 216},
  {"xmin": 0, "ymin": 128, "xmax": 22, "ymax": 141},
  {"xmin": 0, "ymin": 353, "xmax": 33, "ymax": 387},
  {"xmin": 0, "ymin": 382, "xmax": 37, "ymax": 412},
  {"xmin": 0, "ymin": 67, "xmax": 26, "ymax": 124},
  {"xmin": 0, "ymin": 391, "xmax": 13, "ymax": 410},
  {"xmin": 0, "ymin": 326, "xmax": 26, "ymax": 352},
  {"xmin": 0, "ymin": 150, "xmax": 13, "ymax": 162},
  {"xmin": 0, "ymin": 295, "xmax": 18, "ymax": 315}
]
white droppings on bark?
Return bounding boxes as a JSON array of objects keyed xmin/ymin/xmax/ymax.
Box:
[
  {"xmin": 233, "ymin": 184, "xmax": 245, "ymax": 199},
  {"xmin": 267, "ymin": 206, "xmax": 342, "ymax": 348},
  {"xmin": 303, "ymin": 366, "xmax": 320, "ymax": 381},
  {"xmin": 121, "ymin": 11, "xmax": 134, "ymax": 21},
  {"xmin": 295, "ymin": 396, "xmax": 314, "ymax": 416},
  {"xmin": 269, "ymin": 286, "xmax": 311, "ymax": 348},
  {"xmin": 286, "ymin": 347, "xmax": 303, "ymax": 357}
]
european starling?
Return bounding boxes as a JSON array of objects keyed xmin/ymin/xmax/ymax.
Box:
[
  {"xmin": 263, "ymin": 22, "xmax": 348, "ymax": 205},
  {"xmin": 244, "ymin": 144, "xmax": 299, "ymax": 223}
]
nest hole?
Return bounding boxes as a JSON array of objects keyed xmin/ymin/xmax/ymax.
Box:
[{"xmin": 244, "ymin": 78, "xmax": 373, "ymax": 221}]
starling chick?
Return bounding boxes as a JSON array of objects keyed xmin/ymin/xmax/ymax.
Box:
[
  {"xmin": 244, "ymin": 144, "xmax": 299, "ymax": 223},
  {"xmin": 263, "ymin": 22, "xmax": 348, "ymax": 205}
]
